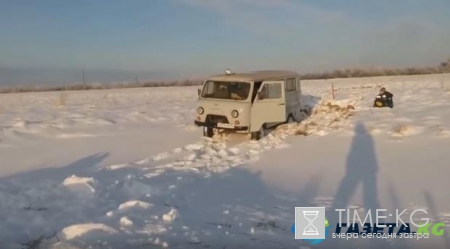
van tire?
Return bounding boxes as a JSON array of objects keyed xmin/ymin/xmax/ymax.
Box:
[
  {"xmin": 203, "ymin": 127, "xmax": 214, "ymax": 138},
  {"xmin": 251, "ymin": 125, "xmax": 265, "ymax": 141}
]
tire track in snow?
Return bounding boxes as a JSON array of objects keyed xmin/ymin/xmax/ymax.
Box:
[
  {"xmin": 139, "ymin": 130, "xmax": 291, "ymax": 178},
  {"xmin": 108, "ymin": 98, "xmax": 355, "ymax": 179}
]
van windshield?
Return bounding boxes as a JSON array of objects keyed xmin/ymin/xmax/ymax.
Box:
[{"xmin": 201, "ymin": 81, "xmax": 251, "ymax": 100}]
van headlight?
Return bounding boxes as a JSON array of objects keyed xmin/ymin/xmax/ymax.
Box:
[
  {"xmin": 231, "ymin": 110, "xmax": 239, "ymax": 118},
  {"xmin": 197, "ymin": 107, "xmax": 204, "ymax": 114}
]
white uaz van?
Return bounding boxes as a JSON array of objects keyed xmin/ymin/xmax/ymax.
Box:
[{"xmin": 194, "ymin": 70, "xmax": 303, "ymax": 140}]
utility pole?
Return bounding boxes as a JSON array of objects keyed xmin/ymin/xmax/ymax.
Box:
[
  {"xmin": 82, "ymin": 68, "xmax": 86, "ymax": 85},
  {"xmin": 440, "ymin": 62, "xmax": 447, "ymax": 90}
]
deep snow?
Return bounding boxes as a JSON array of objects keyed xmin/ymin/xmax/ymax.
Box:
[{"xmin": 0, "ymin": 74, "xmax": 450, "ymax": 248}]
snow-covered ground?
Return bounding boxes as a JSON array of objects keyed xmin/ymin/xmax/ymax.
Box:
[{"xmin": 1, "ymin": 74, "xmax": 450, "ymax": 249}]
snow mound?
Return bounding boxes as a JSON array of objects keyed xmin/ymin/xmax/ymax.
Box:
[
  {"xmin": 120, "ymin": 216, "xmax": 133, "ymax": 227},
  {"xmin": 50, "ymin": 242, "xmax": 85, "ymax": 249},
  {"xmin": 62, "ymin": 175, "xmax": 96, "ymax": 197},
  {"xmin": 57, "ymin": 133, "xmax": 96, "ymax": 139},
  {"xmin": 118, "ymin": 200, "xmax": 153, "ymax": 211},
  {"xmin": 434, "ymin": 126, "xmax": 450, "ymax": 137},
  {"xmin": 391, "ymin": 123, "xmax": 423, "ymax": 137},
  {"xmin": 121, "ymin": 180, "xmax": 161, "ymax": 198},
  {"xmin": 290, "ymin": 100, "xmax": 356, "ymax": 136},
  {"xmin": 162, "ymin": 208, "xmax": 178, "ymax": 223},
  {"xmin": 60, "ymin": 223, "xmax": 117, "ymax": 240},
  {"xmin": 152, "ymin": 152, "xmax": 171, "ymax": 161},
  {"xmin": 106, "ymin": 163, "xmax": 130, "ymax": 170},
  {"xmin": 185, "ymin": 143, "xmax": 204, "ymax": 151}
]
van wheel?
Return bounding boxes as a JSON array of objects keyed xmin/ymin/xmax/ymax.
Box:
[
  {"xmin": 203, "ymin": 127, "xmax": 213, "ymax": 137},
  {"xmin": 251, "ymin": 125, "xmax": 265, "ymax": 141}
]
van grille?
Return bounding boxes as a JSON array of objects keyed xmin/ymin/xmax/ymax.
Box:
[{"xmin": 206, "ymin": 115, "xmax": 229, "ymax": 124}]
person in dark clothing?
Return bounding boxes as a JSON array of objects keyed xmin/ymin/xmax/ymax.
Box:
[{"xmin": 373, "ymin": 87, "xmax": 393, "ymax": 108}]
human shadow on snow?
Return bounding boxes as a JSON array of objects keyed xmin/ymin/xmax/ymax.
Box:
[
  {"xmin": 323, "ymin": 121, "xmax": 389, "ymax": 249},
  {"xmin": 0, "ymin": 153, "xmax": 111, "ymax": 248},
  {"xmin": 107, "ymin": 166, "xmax": 324, "ymax": 249},
  {"xmin": 0, "ymin": 151, "xmax": 322, "ymax": 249}
]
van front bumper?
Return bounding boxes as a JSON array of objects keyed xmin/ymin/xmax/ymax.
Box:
[{"xmin": 194, "ymin": 121, "xmax": 248, "ymax": 131}]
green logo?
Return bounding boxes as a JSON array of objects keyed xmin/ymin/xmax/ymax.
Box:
[{"xmin": 416, "ymin": 222, "xmax": 446, "ymax": 236}]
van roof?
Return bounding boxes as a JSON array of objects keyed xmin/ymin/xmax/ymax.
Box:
[{"xmin": 207, "ymin": 70, "xmax": 300, "ymax": 82}]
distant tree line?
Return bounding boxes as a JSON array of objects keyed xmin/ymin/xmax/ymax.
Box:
[
  {"xmin": 0, "ymin": 80, "xmax": 203, "ymax": 93},
  {"xmin": 300, "ymin": 58, "xmax": 450, "ymax": 80},
  {"xmin": 1, "ymin": 58, "xmax": 449, "ymax": 94}
]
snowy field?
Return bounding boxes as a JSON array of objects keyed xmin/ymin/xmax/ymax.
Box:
[{"xmin": 1, "ymin": 74, "xmax": 450, "ymax": 249}]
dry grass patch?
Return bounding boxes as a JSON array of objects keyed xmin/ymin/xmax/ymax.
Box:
[
  {"xmin": 56, "ymin": 89, "xmax": 68, "ymax": 107},
  {"xmin": 294, "ymin": 125, "xmax": 311, "ymax": 136},
  {"xmin": 392, "ymin": 124, "xmax": 415, "ymax": 136},
  {"xmin": 294, "ymin": 101, "xmax": 355, "ymax": 136}
]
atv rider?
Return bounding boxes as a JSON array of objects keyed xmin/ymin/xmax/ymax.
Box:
[{"xmin": 373, "ymin": 87, "xmax": 393, "ymax": 108}]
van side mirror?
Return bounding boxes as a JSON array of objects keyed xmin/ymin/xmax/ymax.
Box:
[{"xmin": 197, "ymin": 88, "xmax": 201, "ymax": 96}]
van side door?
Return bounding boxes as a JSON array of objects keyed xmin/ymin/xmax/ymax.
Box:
[
  {"xmin": 284, "ymin": 78, "xmax": 300, "ymax": 119},
  {"xmin": 250, "ymin": 80, "xmax": 286, "ymax": 132}
]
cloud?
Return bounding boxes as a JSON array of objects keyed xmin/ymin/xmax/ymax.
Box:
[
  {"xmin": 179, "ymin": 0, "xmax": 290, "ymax": 10},
  {"xmin": 176, "ymin": 0, "xmax": 348, "ymax": 36},
  {"xmin": 176, "ymin": 0, "xmax": 450, "ymax": 70},
  {"xmin": 355, "ymin": 16, "xmax": 450, "ymax": 67}
]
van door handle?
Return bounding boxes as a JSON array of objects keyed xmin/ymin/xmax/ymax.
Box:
[{"xmin": 278, "ymin": 103, "xmax": 285, "ymax": 105}]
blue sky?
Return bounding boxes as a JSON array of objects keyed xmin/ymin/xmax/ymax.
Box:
[{"xmin": 1, "ymin": 0, "xmax": 449, "ymax": 86}]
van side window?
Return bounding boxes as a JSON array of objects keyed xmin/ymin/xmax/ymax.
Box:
[
  {"xmin": 260, "ymin": 83, "xmax": 282, "ymax": 99},
  {"xmin": 285, "ymin": 78, "xmax": 296, "ymax": 91},
  {"xmin": 202, "ymin": 81, "xmax": 215, "ymax": 96}
]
